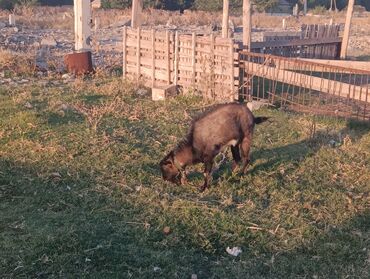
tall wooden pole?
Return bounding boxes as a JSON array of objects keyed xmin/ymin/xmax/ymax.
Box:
[
  {"xmin": 243, "ymin": 0, "xmax": 251, "ymax": 50},
  {"xmin": 74, "ymin": 0, "xmax": 91, "ymax": 51},
  {"xmin": 131, "ymin": 0, "xmax": 143, "ymax": 28},
  {"xmin": 222, "ymin": 0, "xmax": 229, "ymax": 38},
  {"xmin": 340, "ymin": 0, "xmax": 355, "ymax": 59},
  {"xmin": 303, "ymin": 0, "xmax": 307, "ymax": 15}
]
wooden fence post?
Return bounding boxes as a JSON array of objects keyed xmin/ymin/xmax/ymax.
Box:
[
  {"xmin": 136, "ymin": 27, "xmax": 141, "ymax": 77},
  {"xmin": 222, "ymin": 0, "xmax": 229, "ymax": 38},
  {"xmin": 9, "ymin": 14, "xmax": 15, "ymax": 26},
  {"xmin": 340, "ymin": 0, "xmax": 355, "ymax": 59},
  {"xmin": 131, "ymin": 0, "xmax": 143, "ymax": 28},
  {"xmin": 122, "ymin": 26, "xmax": 127, "ymax": 79},
  {"xmin": 74, "ymin": 0, "xmax": 91, "ymax": 51},
  {"xmin": 243, "ymin": 0, "xmax": 251, "ymax": 50}
]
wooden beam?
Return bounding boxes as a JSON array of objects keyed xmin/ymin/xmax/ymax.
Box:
[
  {"xmin": 340, "ymin": 0, "xmax": 355, "ymax": 59},
  {"xmin": 74, "ymin": 0, "xmax": 91, "ymax": 51},
  {"xmin": 174, "ymin": 32, "xmax": 179, "ymax": 85},
  {"xmin": 298, "ymin": 59, "xmax": 370, "ymax": 73},
  {"xmin": 222, "ymin": 0, "xmax": 229, "ymax": 38},
  {"xmin": 191, "ymin": 32, "xmax": 196, "ymax": 86},
  {"xmin": 151, "ymin": 29, "xmax": 155, "ymax": 87},
  {"xmin": 242, "ymin": 61, "xmax": 368, "ymax": 103},
  {"xmin": 131, "ymin": 0, "xmax": 143, "ymax": 28},
  {"xmin": 251, "ymin": 37, "xmax": 342, "ymax": 49},
  {"xmin": 243, "ymin": 0, "xmax": 251, "ymax": 50}
]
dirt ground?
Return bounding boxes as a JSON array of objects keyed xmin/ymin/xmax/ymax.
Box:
[{"xmin": 0, "ymin": 7, "xmax": 370, "ymax": 75}]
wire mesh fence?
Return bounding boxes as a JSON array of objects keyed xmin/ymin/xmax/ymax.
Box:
[{"xmin": 239, "ymin": 51, "xmax": 370, "ymax": 121}]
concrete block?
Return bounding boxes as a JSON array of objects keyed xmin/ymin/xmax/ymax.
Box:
[{"xmin": 152, "ymin": 85, "xmax": 177, "ymax": 101}]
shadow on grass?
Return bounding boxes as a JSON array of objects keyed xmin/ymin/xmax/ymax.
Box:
[
  {"xmin": 251, "ymin": 119, "xmax": 370, "ymax": 174},
  {"xmin": 0, "ymin": 158, "xmax": 217, "ymax": 278},
  {"xmin": 0, "ymin": 156, "xmax": 368, "ymax": 278},
  {"xmin": 46, "ymin": 110, "xmax": 85, "ymax": 126}
]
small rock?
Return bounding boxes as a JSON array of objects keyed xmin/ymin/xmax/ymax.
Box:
[
  {"xmin": 136, "ymin": 88, "xmax": 148, "ymax": 96},
  {"xmin": 191, "ymin": 274, "xmax": 198, "ymax": 279},
  {"xmin": 0, "ymin": 22, "xmax": 6, "ymax": 29},
  {"xmin": 13, "ymin": 27, "xmax": 19, "ymax": 33},
  {"xmin": 18, "ymin": 79, "xmax": 29, "ymax": 84},
  {"xmin": 62, "ymin": 73, "xmax": 71, "ymax": 79},
  {"xmin": 24, "ymin": 102, "xmax": 33, "ymax": 109},
  {"xmin": 41, "ymin": 37, "xmax": 58, "ymax": 47},
  {"xmin": 163, "ymin": 226, "xmax": 171, "ymax": 235},
  {"xmin": 247, "ymin": 100, "xmax": 269, "ymax": 111},
  {"xmin": 60, "ymin": 104, "xmax": 69, "ymax": 111},
  {"xmin": 226, "ymin": 246, "xmax": 242, "ymax": 257},
  {"xmin": 0, "ymin": 72, "xmax": 4, "ymax": 78}
]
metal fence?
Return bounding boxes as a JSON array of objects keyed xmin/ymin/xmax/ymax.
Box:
[{"xmin": 239, "ymin": 51, "xmax": 370, "ymax": 121}]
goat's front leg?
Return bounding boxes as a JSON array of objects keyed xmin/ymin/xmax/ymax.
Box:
[
  {"xmin": 199, "ymin": 160, "xmax": 213, "ymax": 192},
  {"xmin": 180, "ymin": 168, "xmax": 188, "ymax": 185}
]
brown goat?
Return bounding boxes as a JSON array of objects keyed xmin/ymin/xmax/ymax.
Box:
[{"xmin": 160, "ymin": 103, "xmax": 268, "ymax": 192}]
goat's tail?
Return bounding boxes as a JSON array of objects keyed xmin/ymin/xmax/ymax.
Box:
[{"xmin": 254, "ymin": 117, "xmax": 269, "ymax": 125}]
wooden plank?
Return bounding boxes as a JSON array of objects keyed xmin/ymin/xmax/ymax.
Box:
[
  {"xmin": 136, "ymin": 27, "xmax": 141, "ymax": 77},
  {"xmin": 174, "ymin": 31, "xmax": 179, "ymax": 85},
  {"xmin": 191, "ymin": 32, "xmax": 196, "ymax": 86},
  {"xmin": 166, "ymin": 30, "xmax": 171, "ymax": 84},
  {"xmin": 122, "ymin": 26, "xmax": 127, "ymax": 79},
  {"xmin": 242, "ymin": 61, "xmax": 368, "ymax": 102},
  {"xmin": 151, "ymin": 29, "xmax": 155, "ymax": 87},
  {"xmin": 298, "ymin": 59, "xmax": 370, "ymax": 73},
  {"xmin": 229, "ymin": 39, "xmax": 234, "ymax": 98},
  {"xmin": 251, "ymin": 37, "xmax": 342, "ymax": 49}
]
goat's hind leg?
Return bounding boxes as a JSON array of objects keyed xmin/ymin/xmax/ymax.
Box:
[{"xmin": 240, "ymin": 135, "xmax": 252, "ymax": 174}]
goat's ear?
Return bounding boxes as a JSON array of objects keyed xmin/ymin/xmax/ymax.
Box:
[{"xmin": 160, "ymin": 151, "xmax": 174, "ymax": 166}]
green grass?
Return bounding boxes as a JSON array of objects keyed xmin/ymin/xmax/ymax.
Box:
[{"xmin": 0, "ymin": 78, "xmax": 369, "ymax": 278}]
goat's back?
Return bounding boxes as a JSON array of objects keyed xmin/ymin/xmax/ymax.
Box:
[{"xmin": 191, "ymin": 103, "xmax": 254, "ymax": 152}]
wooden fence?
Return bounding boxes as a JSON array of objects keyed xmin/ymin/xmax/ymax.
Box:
[
  {"xmin": 122, "ymin": 27, "xmax": 239, "ymax": 100},
  {"xmin": 251, "ymin": 24, "xmax": 342, "ymax": 59},
  {"xmin": 239, "ymin": 51, "xmax": 370, "ymax": 121}
]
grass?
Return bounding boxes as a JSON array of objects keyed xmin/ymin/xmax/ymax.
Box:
[{"xmin": 0, "ymin": 78, "xmax": 369, "ymax": 278}]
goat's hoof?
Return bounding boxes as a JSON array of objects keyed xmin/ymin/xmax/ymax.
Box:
[
  {"xmin": 198, "ymin": 185, "xmax": 207, "ymax": 192},
  {"xmin": 231, "ymin": 162, "xmax": 239, "ymax": 172},
  {"xmin": 180, "ymin": 177, "xmax": 187, "ymax": 185}
]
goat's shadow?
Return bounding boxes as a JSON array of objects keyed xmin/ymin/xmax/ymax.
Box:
[{"xmin": 251, "ymin": 119, "xmax": 370, "ymax": 174}]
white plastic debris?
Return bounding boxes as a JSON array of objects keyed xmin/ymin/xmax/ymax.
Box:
[
  {"xmin": 226, "ymin": 246, "xmax": 242, "ymax": 257},
  {"xmin": 153, "ymin": 266, "xmax": 161, "ymax": 272}
]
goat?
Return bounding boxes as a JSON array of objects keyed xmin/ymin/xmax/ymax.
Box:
[{"xmin": 160, "ymin": 103, "xmax": 268, "ymax": 192}]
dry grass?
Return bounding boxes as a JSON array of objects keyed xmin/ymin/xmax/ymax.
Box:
[
  {"xmin": 6, "ymin": 6, "xmax": 370, "ymax": 32},
  {"xmin": 0, "ymin": 78, "xmax": 369, "ymax": 278},
  {"xmin": 0, "ymin": 48, "xmax": 35, "ymax": 76}
]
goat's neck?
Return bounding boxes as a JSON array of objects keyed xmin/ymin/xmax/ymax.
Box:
[{"xmin": 174, "ymin": 144, "xmax": 193, "ymax": 168}]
